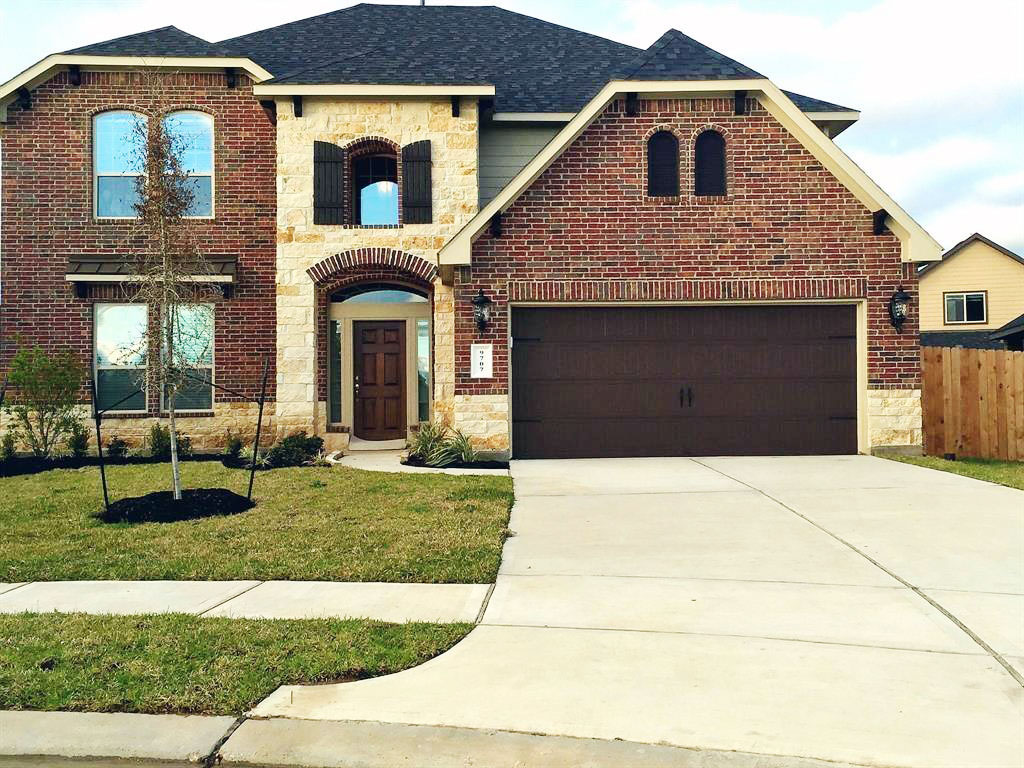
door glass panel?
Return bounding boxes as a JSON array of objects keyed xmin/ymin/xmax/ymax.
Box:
[
  {"xmin": 329, "ymin": 320, "xmax": 342, "ymax": 423},
  {"xmin": 417, "ymin": 319, "xmax": 430, "ymax": 421}
]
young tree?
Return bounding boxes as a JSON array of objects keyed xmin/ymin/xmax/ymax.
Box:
[{"xmin": 120, "ymin": 74, "xmax": 218, "ymax": 499}]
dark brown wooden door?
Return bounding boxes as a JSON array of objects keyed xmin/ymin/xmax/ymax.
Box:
[
  {"xmin": 354, "ymin": 321, "xmax": 406, "ymax": 441},
  {"xmin": 512, "ymin": 306, "xmax": 857, "ymax": 458}
]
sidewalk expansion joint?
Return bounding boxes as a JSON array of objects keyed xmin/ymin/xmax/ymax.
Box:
[
  {"xmin": 475, "ymin": 582, "xmax": 496, "ymax": 623},
  {"xmin": 197, "ymin": 581, "xmax": 265, "ymax": 617},
  {"xmin": 204, "ymin": 714, "xmax": 248, "ymax": 767},
  {"xmin": 691, "ymin": 458, "xmax": 1024, "ymax": 688}
]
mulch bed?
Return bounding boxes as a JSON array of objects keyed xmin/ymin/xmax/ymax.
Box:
[
  {"xmin": 97, "ymin": 488, "xmax": 254, "ymax": 524},
  {"xmin": 0, "ymin": 454, "xmax": 225, "ymax": 479},
  {"xmin": 402, "ymin": 455, "xmax": 509, "ymax": 470}
]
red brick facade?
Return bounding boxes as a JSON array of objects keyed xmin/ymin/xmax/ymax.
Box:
[
  {"xmin": 457, "ymin": 96, "xmax": 919, "ymax": 395},
  {"xmin": 0, "ymin": 70, "xmax": 277, "ymax": 408}
]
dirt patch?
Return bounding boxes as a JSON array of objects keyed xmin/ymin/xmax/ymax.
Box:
[{"xmin": 97, "ymin": 488, "xmax": 254, "ymax": 524}]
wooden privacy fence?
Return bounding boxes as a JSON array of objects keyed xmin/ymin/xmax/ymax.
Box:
[{"xmin": 921, "ymin": 346, "xmax": 1024, "ymax": 460}]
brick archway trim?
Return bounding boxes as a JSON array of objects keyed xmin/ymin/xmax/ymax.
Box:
[{"xmin": 307, "ymin": 248, "xmax": 438, "ymax": 286}]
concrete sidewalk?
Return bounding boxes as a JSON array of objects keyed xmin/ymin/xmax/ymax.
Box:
[
  {"xmin": 246, "ymin": 456, "xmax": 1024, "ymax": 768},
  {"xmin": 0, "ymin": 580, "xmax": 489, "ymax": 623}
]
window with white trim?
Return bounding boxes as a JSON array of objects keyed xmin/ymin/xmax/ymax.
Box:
[
  {"xmin": 94, "ymin": 303, "xmax": 147, "ymax": 412},
  {"xmin": 94, "ymin": 111, "xmax": 147, "ymax": 218},
  {"xmin": 163, "ymin": 111, "xmax": 214, "ymax": 218},
  {"xmin": 163, "ymin": 304, "xmax": 215, "ymax": 411},
  {"xmin": 944, "ymin": 292, "xmax": 986, "ymax": 324}
]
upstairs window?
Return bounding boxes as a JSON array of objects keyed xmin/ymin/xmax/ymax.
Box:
[
  {"xmin": 647, "ymin": 131, "xmax": 679, "ymax": 197},
  {"xmin": 94, "ymin": 110, "xmax": 214, "ymax": 218},
  {"xmin": 313, "ymin": 139, "xmax": 432, "ymax": 226},
  {"xmin": 944, "ymin": 292, "xmax": 986, "ymax": 324},
  {"xmin": 94, "ymin": 111, "xmax": 147, "ymax": 218},
  {"xmin": 164, "ymin": 111, "xmax": 214, "ymax": 217},
  {"xmin": 353, "ymin": 152, "xmax": 398, "ymax": 225},
  {"xmin": 694, "ymin": 130, "xmax": 727, "ymax": 196}
]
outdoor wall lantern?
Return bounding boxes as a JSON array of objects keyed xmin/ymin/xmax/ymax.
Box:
[
  {"xmin": 471, "ymin": 289, "xmax": 493, "ymax": 331},
  {"xmin": 888, "ymin": 286, "xmax": 911, "ymax": 331}
]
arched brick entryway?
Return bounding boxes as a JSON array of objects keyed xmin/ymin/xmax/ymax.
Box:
[{"xmin": 309, "ymin": 249, "xmax": 438, "ymax": 433}]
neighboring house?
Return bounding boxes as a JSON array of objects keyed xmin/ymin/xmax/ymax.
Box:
[
  {"xmin": 918, "ymin": 233, "xmax": 1024, "ymax": 350},
  {"xmin": 0, "ymin": 4, "xmax": 942, "ymax": 457}
]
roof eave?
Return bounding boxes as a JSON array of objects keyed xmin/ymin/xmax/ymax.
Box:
[
  {"xmin": 440, "ymin": 79, "xmax": 940, "ymax": 267},
  {"xmin": 0, "ymin": 53, "xmax": 273, "ymax": 121},
  {"xmin": 252, "ymin": 83, "xmax": 495, "ymax": 97}
]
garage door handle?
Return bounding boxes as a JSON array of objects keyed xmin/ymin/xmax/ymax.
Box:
[{"xmin": 679, "ymin": 386, "xmax": 694, "ymax": 408}]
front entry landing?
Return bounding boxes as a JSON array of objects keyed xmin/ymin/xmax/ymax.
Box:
[{"xmin": 354, "ymin": 320, "xmax": 406, "ymax": 441}]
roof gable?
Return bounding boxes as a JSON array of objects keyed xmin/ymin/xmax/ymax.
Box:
[
  {"xmin": 616, "ymin": 29, "xmax": 763, "ymax": 80},
  {"xmin": 918, "ymin": 233, "xmax": 1024, "ymax": 276},
  {"xmin": 64, "ymin": 26, "xmax": 227, "ymax": 58},
  {"xmin": 439, "ymin": 78, "xmax": 941, "ymax": 267}
]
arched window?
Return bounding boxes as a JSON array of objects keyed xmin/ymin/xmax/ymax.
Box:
[
  {"xmin": 351, "ymin": 145, "xmax": 398, "ymax": 225},
  {"xmin": 94, "ymin": 111, "xmax": 147, "ymax": 218},
  {"xmin": 163, "ymin": 111, "xmax": 214, "ymax": 217},
  {"xmin": 646, "ymin": 131, "xmax": 679, "ymax": 197},
  {"xmin": 694, "ymin": 130, "xmax": 726, "ymax": 196}
]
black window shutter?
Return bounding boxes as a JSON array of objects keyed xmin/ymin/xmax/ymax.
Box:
[
  {"xmin": 647, "ymin": 131, "xmax": 679, "ymax": 197},
  {"xmin": 313, "ymin": 141, "xmax": 345, "ymax": 224},
  {"xmin": 402, "ymin": 140, "xmax": 432, "ymax": 224},
  {"xmin": 694, "ymin": 130, "xmax": 727, "ymax": 197}
]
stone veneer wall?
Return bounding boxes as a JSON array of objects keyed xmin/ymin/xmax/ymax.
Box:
[
  {"xmin": 274, "ymin": 97, "xmax": 478, "ymax": 437},
  {"xmin": 868, "ymin": 389, "xmax": 923, "ymax": 447}
]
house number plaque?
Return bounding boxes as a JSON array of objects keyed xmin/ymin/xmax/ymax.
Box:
[{"xmin": 470, "ymin": 344, "xmax": 493, "ymax": 378}]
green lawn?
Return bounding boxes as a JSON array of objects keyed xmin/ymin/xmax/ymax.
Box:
[
  {"xmin": 877, "ymin": 452, "xmax": 1024, "ymax": 491},
  {"xmin": 0, "ymin": 463, "xmax": 513, "ymax": 583},
  {"xmin": 0, "ymin": 612, "xmax": 470, "ymax": 715}
]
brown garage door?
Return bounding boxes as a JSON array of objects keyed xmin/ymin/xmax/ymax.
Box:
[{"xmin": 511, "ymin": 305, "xmax": 857, "ymax": 458}]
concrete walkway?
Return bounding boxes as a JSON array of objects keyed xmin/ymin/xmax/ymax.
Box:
[
  {"xmin": 0, "ymin": 580, "xmax": 489, "ymax": 623},
  {"xmin": 247, "ymin": 456, "xmax": 1024, "ymax": 768}
]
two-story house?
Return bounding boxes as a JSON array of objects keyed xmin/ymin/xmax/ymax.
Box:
[
  {"xmin": 918, "ymin": 233, "xmax": 1024, "ymax": 350},
  {"xmin": 0, "ymin": 3, "xmax": 942, "ymax": 458}
]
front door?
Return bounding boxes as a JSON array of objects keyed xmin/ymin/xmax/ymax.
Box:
[{"xmin": 354, "ymin": 321, "xmax": 406, "ymax": 440}]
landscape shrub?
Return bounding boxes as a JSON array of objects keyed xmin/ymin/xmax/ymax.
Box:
[
  {"xmin": 3, "ymin": 344, "xmax": 84, "ymax": 458},
  {"xmin": 407, "ymin": 420, "xmax": 478, "ymax": 468},
  {"xmin": 265, "ymin": 431, "xmax": 324, "ymax": 468},
  {"xmin": 223, "ymin": 432, "xmax": 244, "ymax": 460},
  {"xmin": 105, "ymin": 436, "xmax": 129, "ymax": 459},
  {"xmin": 148, "ymin": 423, "xmax": 191, "ymax": 459},
  {"xmin": 65, "ymin": 420, "xmax": 90, "ymax": 458},
  {"xmin": 0, "ymin": 432, "xmax": 16, "ymax": 462}
]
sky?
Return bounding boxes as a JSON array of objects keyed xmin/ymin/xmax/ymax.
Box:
[{"xmin": 1, "ymin": 0, "xmax": 1022, "ymax": 253}]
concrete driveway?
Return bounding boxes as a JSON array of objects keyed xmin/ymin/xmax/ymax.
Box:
[{"xmin": 244, "ymin": 456, "xmax": 1024, "ymax": 768}]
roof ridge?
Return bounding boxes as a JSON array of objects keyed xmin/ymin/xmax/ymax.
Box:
[
  {"xmin": 615, "ymin": 28, "xmax": 678, "ymax": 78},
  {"xmin": 217, "ymin": 3, "xmax": 366, "ymax": 46},
  {"xmin": 63, "ymin": 24, "xmax": 227, "ymax": 56}
]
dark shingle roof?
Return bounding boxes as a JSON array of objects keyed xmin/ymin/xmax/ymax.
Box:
[
  {"xmin": 920, "ymin": 331, "xmax": 1007, "ymax": 350},
  {"xmin": 218, "ymin": 4, "xmax": 639, "ymax": 112},
  {"xmin": 55, "ymin": 5, "xmax": 851, "ymax": 117},
  {"xmin": 783, "ymin": 90, "xmax": 856, "ymax": 113},
  {"xmin": 615, "ymin": 29, "xmax": 763, "ymax": 80},
  {"xmin": 64, "ymin": 26, "xmax": 228, "ymax": 58},
  {"xmin": 990, "ymin": 312, "xmax": 1024, "ymax": 342}
]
